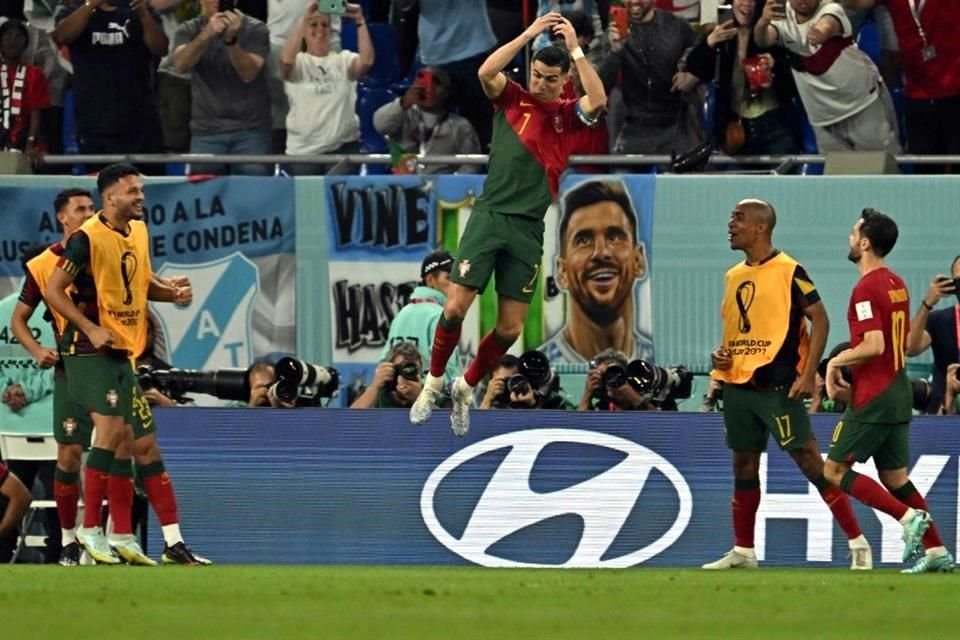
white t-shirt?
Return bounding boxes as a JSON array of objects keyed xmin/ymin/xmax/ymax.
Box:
[
  {"xmin": 284, "ymin": 50, "xmax": 360, "ymax": 154},
  {"xmin": 773, "ymin": 1, "xmax": 880, "ymax": 126}
]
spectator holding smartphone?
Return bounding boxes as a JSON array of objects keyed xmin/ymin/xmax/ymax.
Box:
[
  {"xmin": 279, "ymin": 1, "xmax": 372, "ymax": 175},
  {"xmin": 686, "ymin": 0, "xmax": 802, "ymax": 155},
  {"xmin": 373, "ymin": 66, "xmax": 481, "ymax": 174},
  {"xmin": 906, "ymin": 257, "xmax": 960, "ymax": 414},
  {"xmin": 754, "ymin": 0, "xmax": 900, "ymax": 153}
]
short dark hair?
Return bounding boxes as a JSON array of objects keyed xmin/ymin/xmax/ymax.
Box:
[
  {"xmin": 951, "ymin": 255, "xmax": 960, "ymax": 273},
  {"xmin": 53, "ymin": 188, "xmax": 93, "ymax": 214},
  {"xmin": 97, "ymin": 163, "xmax": 141, "ymax": 194},
  {"xmin": 0, "ymin": 20, "xmax": 29, "ymax": 46},
  {"xmin": 859, "ymin": 208, "xmax": 898, "ymax": 258},
  {"xmin": 496, "ymin": 354, "xmax": 520, "ymax": 371},
  {"xmin": 532, "ymin": 45, "xmax": 571, "ymax": 74},
  {"xmin": 386, "ymin": 341, "xmax": 422, "ymax": 365},
  {"xmin": 559, "ymin": 180, "xmax": 638, "ymax": 252}
]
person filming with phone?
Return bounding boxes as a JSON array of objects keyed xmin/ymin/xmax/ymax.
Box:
[
  {"xmin": 753, "ymin": 0, "xmax": 901, "ymax": 153},
  {"xmin": 906, "ymin": 256, "xmax": 960, "ymax": 414},
  {"xmin": 685, "ymin": 0, "xmax": 802, "ymax": 156},
  {"xmin": 280, "ymin": 1, "xmax": 373, "ymax": 174},
  {"xmin": 373, "ymin": 66, "xmax": 481, "ymax": 175}
]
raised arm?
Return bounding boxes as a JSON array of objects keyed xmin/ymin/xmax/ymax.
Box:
[
  {"xmin": 478, "ymin": 12, "xmax": 564, "ymax": 100},
  {"xmin": 346, "ymin": 3, "xmax": 374, "ymax": 80},
  {"xmin": 554, "ymin": 16, "xmax": 607, "ymax": 117},
  {"xmin": 754, "ymin": 0, "xmax": 785, "ymax": 49}
]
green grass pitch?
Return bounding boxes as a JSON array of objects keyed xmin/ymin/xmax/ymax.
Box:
[{"xmin": 2, "ymin": 566, "xmax": 956, "ymax": 638}]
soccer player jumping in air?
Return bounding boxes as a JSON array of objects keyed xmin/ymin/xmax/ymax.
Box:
[
  {"xmin": 409, "ymin": 11, "xmax": 607, "ymax": 436},
  {"xmin": 824, "ymin": 208, "xmax": 954, "ymax": 574}
]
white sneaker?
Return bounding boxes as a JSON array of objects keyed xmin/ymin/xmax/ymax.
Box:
[
  {"xmin": 409, "ymin": 375, "xmax": 444, "ymax": 425},
  {"xmin": 849, "ymin": 538, "xmax": 873, "ymax": 570},
  {"xmin": 449, "ymin": 376, "xmax": 473, "ymax": 437},
  {"xmin": 702, "ymin": 548, "xmax": 758, "ymax": 570},
  {"xmin": 110, "ymin": 535, "xmax": 157, "ymax": 566},
  {"xmin": 77, "ymin": 526, "xmax": 121, "ymax": 565}
]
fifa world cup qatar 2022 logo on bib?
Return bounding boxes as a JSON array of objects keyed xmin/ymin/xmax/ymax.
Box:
[{"xmin": 420, "ymin": 429, "xmax": 693, "ymax": 568}]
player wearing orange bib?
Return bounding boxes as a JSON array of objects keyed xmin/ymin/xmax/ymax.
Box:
[{"xmin": 45, "ymin": 164, "xmax": 210, "ymax": 566}]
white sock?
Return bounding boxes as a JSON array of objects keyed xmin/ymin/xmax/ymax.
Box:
[
  {"xmin": 62, "ymin": 528, "xmax": 77, "ymax": 546},
  {"xmin": 424, "ymin": 374, "xmax": 444, "ymax": 392},
  {"xmin": 926, "ymin": 545, "xmax": 947, "ymax": 558},
  {"xmin": 898, "ymin": 507, "xmax": 918, "ymax": 526},
  {"xmin": 733, "ymin": 545, "xmax": 755, "ymax": 557},
  {"xmin": 847, "ymin": 534, "xmax": 869, "ymax": 548},
  {"xmin": 162, "ymin": 523, "xmax": 183, "ymax": 547}
]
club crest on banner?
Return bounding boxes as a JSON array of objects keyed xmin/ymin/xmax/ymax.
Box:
[{"xmin": 151, "ymin": 252, "xmax": 259, "ymax": 370}]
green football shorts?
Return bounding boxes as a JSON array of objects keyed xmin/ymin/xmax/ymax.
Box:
[{"xmin": 450, "ymin": 207, "xmax": 545, "ymax": 304}]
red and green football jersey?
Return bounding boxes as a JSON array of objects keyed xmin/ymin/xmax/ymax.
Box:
[
  {"xmin": 846, "ymin": 267, "xmax": 912, "ymax": 418},
  {"xmin": 475, "ymin": 80, "xmax": 600, "ymax": 219}
]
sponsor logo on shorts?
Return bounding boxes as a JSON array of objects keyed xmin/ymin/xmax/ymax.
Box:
[
  {"xmin": 106, "ymin": 389, "xmax": 119, "ymax": 408},
  {"xmin": 62, "ymin": 418, "xmax": 77, "ymax": 436},
  {"xmin": 458, "ymin": 259, "xmax": 471, "ymax": 278}
]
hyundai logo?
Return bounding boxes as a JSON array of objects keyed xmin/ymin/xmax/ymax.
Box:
[{"xmin": 420, "ymin": 428, "xmax": 693, "ymax": 568}]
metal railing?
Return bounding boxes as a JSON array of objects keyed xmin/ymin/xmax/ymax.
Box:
[{"xmin": 34, "ymin": 153, "xmax": 960, "ymax": 175}]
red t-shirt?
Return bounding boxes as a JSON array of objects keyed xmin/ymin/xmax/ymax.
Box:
[
  {"xmin": 0, "ymin": 461, "xmax": 8, "ymax": 485},
  {"xmin": 846, "ymin": 267, "xmax": 910, "ymax": 409},
  {"xmin": 1, "ymin": 63, "xmax": 51, "ymax": 148},
  {"xmin": 880, "ymin": 0, "xmax": 960, "ymax": 100}
]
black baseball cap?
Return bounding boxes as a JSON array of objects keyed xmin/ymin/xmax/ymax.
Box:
[{"xmin": 420, "ymin": 250, "xmax": 453, "ymax": 280}]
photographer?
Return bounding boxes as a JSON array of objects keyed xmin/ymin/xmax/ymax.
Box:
[
  {"xmin": 351, "ymin": 342, "xmax": 438, "ymax": 410},
  {"xmin": 579, "ymin": 348, "xmax": 692, "ymax": 411},
  {"xmin": 579, "ymin": 349, "xmax": 652, "ymax": 411},
  {"xmin": 478, "ymin": 353, "xmax": 573, "ymax": 410}
]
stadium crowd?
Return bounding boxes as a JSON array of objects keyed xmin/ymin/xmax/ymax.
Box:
[{"xmin": 0, "ymin": 0, "xmax": 953, "ymax": 172}]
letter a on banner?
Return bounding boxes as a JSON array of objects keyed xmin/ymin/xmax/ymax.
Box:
[{"xmin": 150, "ymin": 252, "xmax": 260, "ymax": 370}]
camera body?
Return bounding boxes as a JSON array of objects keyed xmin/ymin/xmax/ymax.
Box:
[
  {"xmin": 494, "ymin": 351, "xmax": 558, "ymax": 409},
  {"xmin": 384, "ymin": 360, "xmax": 420, "ymax": 393},
  {"xmin": 270, "ymin": 357, "xmax": 340, "ymax": 406},
  {"xmin": 591, "ymin": 359, "xmax": 693, "ymax": 410}
]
